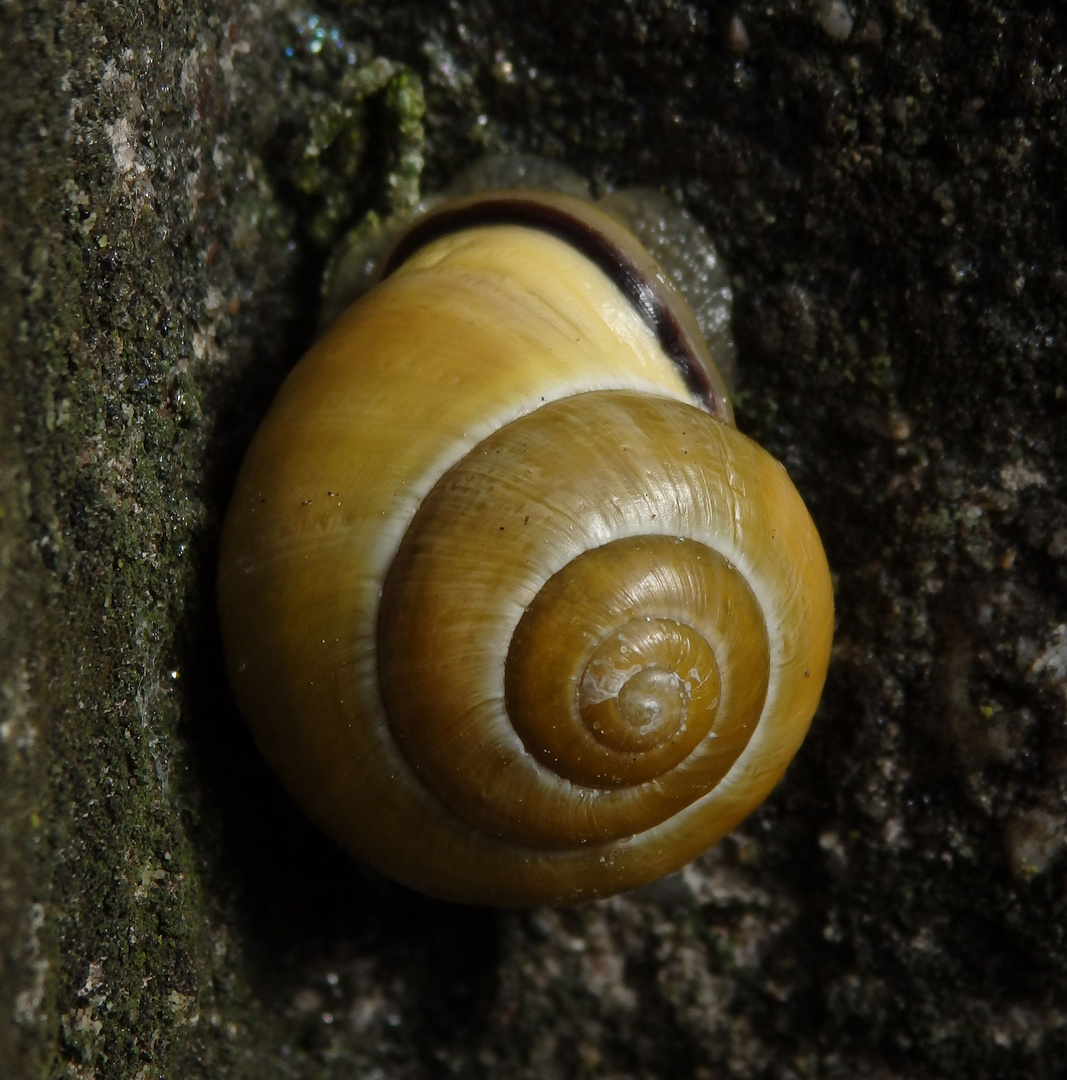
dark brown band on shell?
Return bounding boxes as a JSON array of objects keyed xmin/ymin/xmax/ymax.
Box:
[{"xmin": 379, "ymin": 196, "xmax": 723, "ymax": 418}]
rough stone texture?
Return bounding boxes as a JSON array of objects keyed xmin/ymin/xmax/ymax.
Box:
[{"xmin": 1, "ymin": 1, "xmax": 1065, "ymax": 1078}]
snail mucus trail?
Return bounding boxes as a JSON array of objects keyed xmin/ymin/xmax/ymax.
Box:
[{"xmin": 217, "ymin": 163, "xmax": 834, "ymax": 907}]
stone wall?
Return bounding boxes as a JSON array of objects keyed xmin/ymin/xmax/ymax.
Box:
[{"xmin": 2, "ymin": 2, "xmax": 1064, "ymax": 1077}]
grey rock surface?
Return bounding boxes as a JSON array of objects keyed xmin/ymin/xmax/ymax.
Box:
[{"xmin": 1, "ymin": 1, "xmax": 1064, "ymax": 1078}]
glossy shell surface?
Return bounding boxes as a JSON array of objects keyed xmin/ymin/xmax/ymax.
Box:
[{"xmin": 217, "ymin": 190, "xmax": 833, "ymax": 906}]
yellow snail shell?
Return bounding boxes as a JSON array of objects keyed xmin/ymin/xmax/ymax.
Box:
[{"xmin": 217, "ymin": 189, "xmax": 834, "ymax": 907}]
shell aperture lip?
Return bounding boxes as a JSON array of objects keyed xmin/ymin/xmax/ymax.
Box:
[{"xmin": 379, "ymin": 191, "xmax": 728, "ymax": 421}]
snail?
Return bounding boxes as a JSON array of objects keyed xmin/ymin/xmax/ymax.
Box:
[{"xmin": 217, "ymin": 174, "xmax": 834, "ymax": 907}]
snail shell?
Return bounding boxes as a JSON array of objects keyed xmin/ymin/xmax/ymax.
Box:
[{"xmin": 217, "ymin": 188, "xmax": 834, "ymax": 907}]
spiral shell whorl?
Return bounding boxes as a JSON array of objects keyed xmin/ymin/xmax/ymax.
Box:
[
  {"xmin": 377, "ymin": 390, "xmax": 826, "ymax": 863},
  {"xmin": 507, "ymin": 540, "xmax": 760, "ymax": 791}
]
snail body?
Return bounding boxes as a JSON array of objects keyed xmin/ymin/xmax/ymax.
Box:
[{"xmin": 217, "ymin": 187, "xmax": 833, "ymax": 906}]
